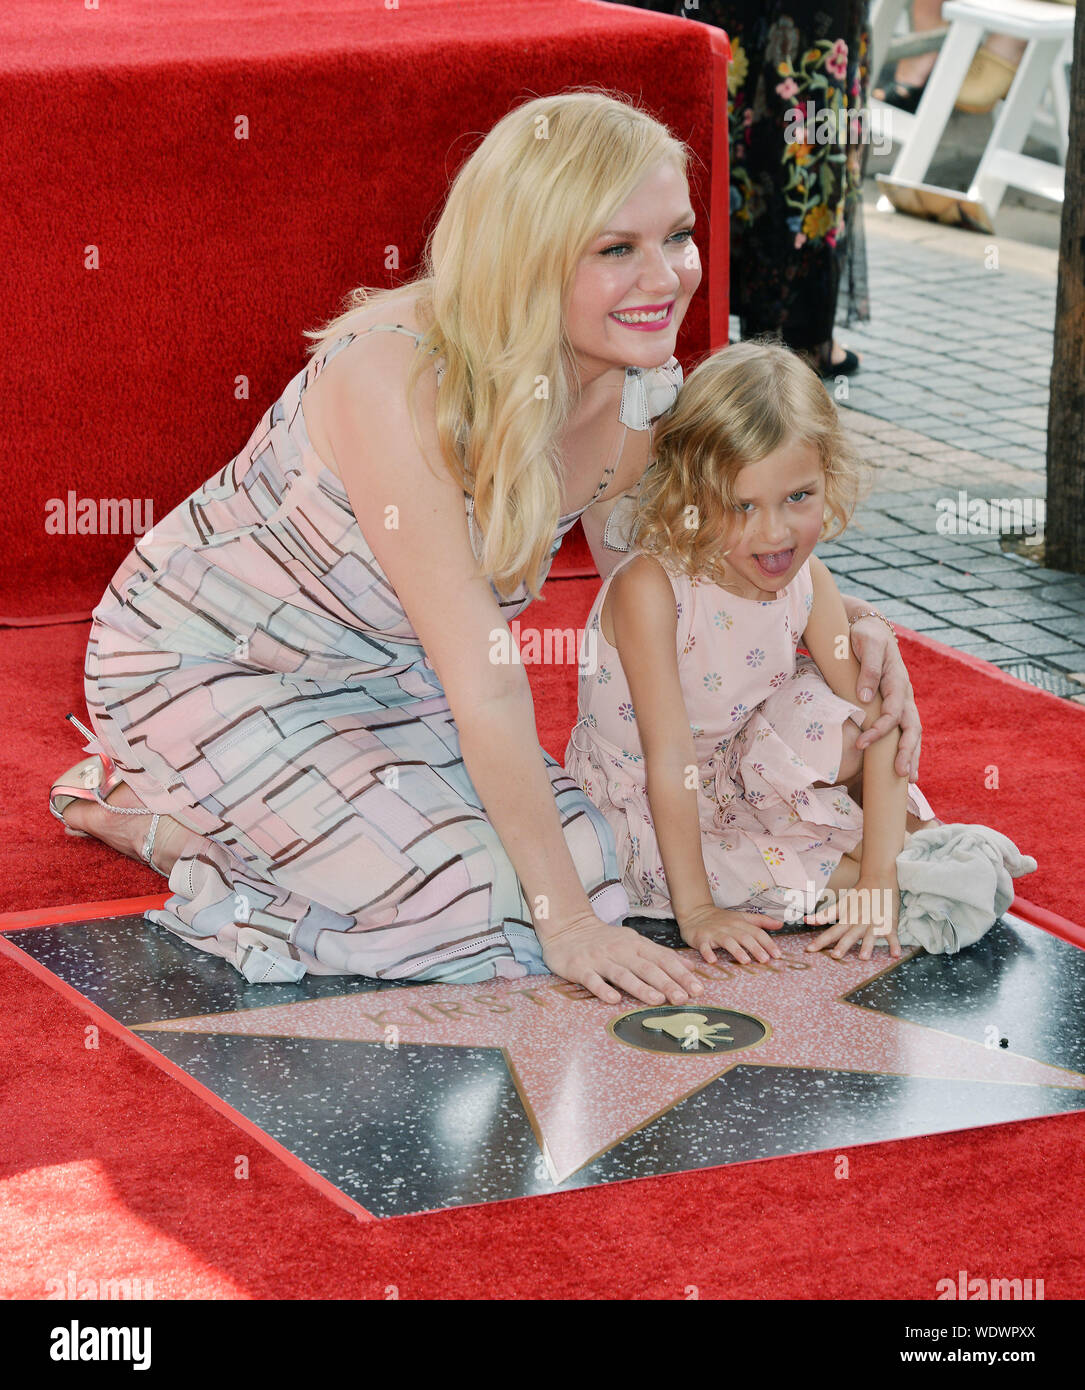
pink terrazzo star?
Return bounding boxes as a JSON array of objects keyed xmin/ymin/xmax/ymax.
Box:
[{"xmin": 137, "ymin": 937, "xmax": 1085, "ymax": 1183}]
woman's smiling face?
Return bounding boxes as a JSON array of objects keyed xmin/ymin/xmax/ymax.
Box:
[{"xmin": 565, "ymin": 158, "xmax": 702, "ymax": 387}]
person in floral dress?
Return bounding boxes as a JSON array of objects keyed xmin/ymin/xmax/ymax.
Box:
[
  {"xmin": 609, "ymin": 2, "xmax": 871, "ymax": 376},
  {"xmin": 566, "ymin": 341, "xmax": 935, "ymax": 964}
]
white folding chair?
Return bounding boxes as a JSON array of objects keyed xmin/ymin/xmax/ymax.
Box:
[{"xmin": 877, "ymin": 0, "xmax": 1074, "ymax": 225}]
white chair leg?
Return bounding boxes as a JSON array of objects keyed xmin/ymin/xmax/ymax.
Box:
[
  {"xmin": 969, "ymin": 36, "xmax": 1066, "ymax": 215},
  {"xmin": 889, "ymin": 18, "xmax": 985, "ymax": 184},
  {"xmin": 870, "ymin": 0, "xmax": 912, "ymax": 81}
]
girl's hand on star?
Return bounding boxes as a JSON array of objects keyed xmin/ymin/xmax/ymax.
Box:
[
  {"xmin": 678, "ymin": 903, "xmax": 784, "ymax": 964},
  {"xmin": 804, "ymin": 879, "xmax": 902, "ymax": 960}
]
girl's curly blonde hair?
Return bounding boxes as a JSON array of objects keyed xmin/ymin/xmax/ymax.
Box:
[{"xmin": 633, "ymin": 339, "xmax": 869, "ymax": 584}]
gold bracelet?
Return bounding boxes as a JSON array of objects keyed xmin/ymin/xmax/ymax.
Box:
[{"xmin": 847, "ymin": 609, "xmax": 896, "ymax": 639}]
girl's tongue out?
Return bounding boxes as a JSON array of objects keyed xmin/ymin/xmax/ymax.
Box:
[{"xmin": 754, "ymin": 548, "xmax": 794, "ymax": 578}]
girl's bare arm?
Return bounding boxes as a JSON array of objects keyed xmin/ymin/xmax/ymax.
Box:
[
  {"xmin": 803, "ymin": 556, "xmax": 909, "ymax": 886},
  {"xmin": 607, "ymin": 555, "xmax": 716, "ymax": 925}
]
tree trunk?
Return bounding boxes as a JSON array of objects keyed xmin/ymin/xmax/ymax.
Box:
[{"xmin": 1046, "ymin": 2, "xmax": 1085, "ymax": 572}]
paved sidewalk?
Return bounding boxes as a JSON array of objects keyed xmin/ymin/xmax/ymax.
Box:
[{"xmin": 808, "ymin": 188, "xmax": 1084, "ymax": 703}]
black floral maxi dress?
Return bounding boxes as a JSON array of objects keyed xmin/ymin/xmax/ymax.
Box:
[{"xmin": 608, "ymin": 1, "xmax": 872, "ymax": 358}]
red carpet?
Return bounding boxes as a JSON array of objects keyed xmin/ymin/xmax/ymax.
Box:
[{"xmin": 4, "ymin": 578, "xmax": 1085, "ymax": 1299}]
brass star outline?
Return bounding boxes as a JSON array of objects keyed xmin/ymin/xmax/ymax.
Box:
[{"xmin": 135, "ymin": 937, "xmax": 1085, "ymax": 1184}]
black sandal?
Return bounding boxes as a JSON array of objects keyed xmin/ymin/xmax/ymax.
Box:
[
  {"xmin": 818, "ymin": 347, "xmax": 860, "ymax": 378},
  {"xmin": 874, "ymin": 80, "xmax": 928, "ymax": 115},
  {"xmin": 802, "ymin": 345, "xmax": 861, "ymax": 379}
]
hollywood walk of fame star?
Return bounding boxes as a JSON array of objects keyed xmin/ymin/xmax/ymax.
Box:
[{"xmin": 135, "ymin": 936, "xmax": 1085, "ymax": 1184}]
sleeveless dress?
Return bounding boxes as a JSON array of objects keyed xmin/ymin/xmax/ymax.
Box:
[
  {"xmin": 81, "ymin": 324, "xmax": 683, "ymax": 984},
  {"xmin": 564, "ymin": 549, "xmax": 936, "ymax": 921}
]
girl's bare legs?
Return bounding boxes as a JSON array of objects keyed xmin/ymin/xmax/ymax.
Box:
[{"xmin": 60, "ymin": 782, "xmax": 205, "ymax": 876}]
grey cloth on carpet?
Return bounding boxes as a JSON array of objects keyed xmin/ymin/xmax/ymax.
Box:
[{"xmin": 895, "ymin": 823, "xmax": 1038, "ymax": 955}]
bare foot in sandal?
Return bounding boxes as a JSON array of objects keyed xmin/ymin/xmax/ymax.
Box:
[{"xmin": 60, "ymin": 779, "xmax": 201, "ymax": 877}]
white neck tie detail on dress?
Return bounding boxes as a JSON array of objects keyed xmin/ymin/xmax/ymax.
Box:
[
  {"xmin": 467, "ymin": 355, "xmax": 684, "ymax": 560},
  {"xmin": 603, "ymin": 357, "xmax": 684, "ymax": 553},
  {"xmin": 437, "ymin": 350, "xmax": 682, "ymax": 430},
  {"xmin": 617, "ymin": 358, "xmax": 684, "ymax": 431}
]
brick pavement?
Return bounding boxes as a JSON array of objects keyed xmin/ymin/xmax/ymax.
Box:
[{"xmin": 734, "ymin": 187, "xmax": 1085, "ymax": 704}]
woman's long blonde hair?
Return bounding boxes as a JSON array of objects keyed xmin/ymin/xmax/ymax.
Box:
[
  {"xmin": 633, "ymin": 339, "xmax": 868, "ymax": 585},
  {"xmin": 304, "ymin": 88, "xmax": 690, "ymax": 600}
]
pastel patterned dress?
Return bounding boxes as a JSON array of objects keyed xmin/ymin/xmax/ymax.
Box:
[
  {"xmin": 81, "ymin": 324, "xmax": 683, "ymax": 984},
  {"xmin": 565, "ymin": 550, "xmax": 935, "ymax": 920}
]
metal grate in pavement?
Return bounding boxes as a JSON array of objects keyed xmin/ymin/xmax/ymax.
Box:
[{"xmin": 994, "ymin": 661, "xmax": 1084, "ymax": 699}]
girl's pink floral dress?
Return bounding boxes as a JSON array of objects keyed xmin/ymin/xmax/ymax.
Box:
[{"xmin": 565, "ymin": 550, "xmax": 935, "ymax": 921}]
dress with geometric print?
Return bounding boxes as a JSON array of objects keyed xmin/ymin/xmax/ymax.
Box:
[
  {"xmin": 82, "ymin": 325, "xmax": 677, "ymax": 985},
  {"xmin": 565, "ymin": 549, "xmax": 935, "ymax": 921}
]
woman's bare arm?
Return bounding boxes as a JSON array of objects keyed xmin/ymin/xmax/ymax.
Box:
[
  {"xmin": 317, "ymin": 335, "xmax": 703, "ymax": 1004},
  {"xmin": 319, "ymin": 333, "xmax": 595, "ymax": 931},
  {"xmin": 838, "ymin": 591, "xmax": 922, "ymax": 780}
]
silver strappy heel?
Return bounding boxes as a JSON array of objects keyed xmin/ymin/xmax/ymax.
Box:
[{"xmin": 49, "ymin": 714, "xmax": 169, "ymax": 877}]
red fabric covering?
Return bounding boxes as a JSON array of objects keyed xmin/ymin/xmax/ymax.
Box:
[
  {"xmin": 10, "ymin": 582, "xmax": 1083, "ymax": 918},
  {"xmin": 2, "ymin": 941, "xmax": 1083, "ymax": 1299},
  {"xmin": 1, "ymin": 0, "xmax": 729, "ymax": 619},
  {"xmin": 7, "ymin": 585, "xmax": 1085, "ymax": 1298}
]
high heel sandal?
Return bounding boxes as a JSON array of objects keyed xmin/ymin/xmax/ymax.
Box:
[
  {"xmin": 49, "ymin": 714, "xmax": 169, "ymax": 877},
  {"xmin": 802, "ymin": 344, "xmax": 861, "ymax": 379},
  {"xmin": 874, "ymin": 80, "xmax": 928, "ymax": 116},
  {"xmin": 817, "ymin": 347, "xmax": 860, "ymax": 379}
]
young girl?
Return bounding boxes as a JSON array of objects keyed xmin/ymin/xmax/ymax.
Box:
[{"xmin": 566, "ymin": 339, "xmax": 938, "ymax": 966}]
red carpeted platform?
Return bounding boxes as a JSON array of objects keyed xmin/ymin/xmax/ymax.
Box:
[{"xmin": 1, "ymin": 0, "xmax": 729, "ymax": 621}]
